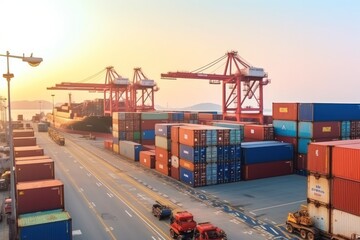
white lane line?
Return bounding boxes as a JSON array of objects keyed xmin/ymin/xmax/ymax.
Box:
[
  {"xmin": 72, "ymin": 230, "xmax": 82, "ymax": 236},
  {"xmin": 251, "ymin": 220, "xmax": 256, "ymax": 224},
  {"xmin": 109, "ymin": 227, "xmax": 114, "ymax": 231},
  {"xmin": 152, "ymin": 237, "xmax": 156, "ymax": 240},
  {"xmin": 91, "ymin": 202, "xmax": 96, "ymax": 207},
  {"xmin": 261, "ymin": 225, "xmax": 266, "ymax": 230},
  {"xmin": 107, "ymin": 193, "xmax": 114, "ymax": 198},
  {"xmin": 250, "ymin": 211, "xmax": 256, "ymax": 215},
  {"xmin": 79, "ymin": 188, "xmax": 84, "ymax": 192},
  {"xmin": 87, "ymin": 172, "xmax": 92, "ymax": 177},
  {"xmin": 96, "ymin": 182, "xmax": 102, "ymax": 187},
  {"xmin": 79, "ymin": 166, "xmax": 84, "ymax": 169},
  {"xmin": 250, "ymin": 200, "xmax": 307, "ymax": 212},
  {"xmin": 125, "ymin": 210, "xmax": 133, "ymax": 217},
  {"xmin": 270, "ymin": 227, "xmax": 279, "ymax": 235}
]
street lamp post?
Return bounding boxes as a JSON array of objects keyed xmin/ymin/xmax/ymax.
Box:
[
  {"xmin": 51, "ymin": 94, "xmax": 55, "ymax": 126},
  {"xmin": 0, "ymin": 51, "xmax": 42, "ymax": 240}
]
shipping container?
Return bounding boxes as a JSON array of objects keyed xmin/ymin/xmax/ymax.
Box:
[
  {"xmin": 242, "ymin": 160, "xmax": 293, "ymax": 180},
  {"xmin": 332, "ymin": 177, "xmax": 360, "ymax": 217},
  {"xmin": 179, "ymin": 158, "xmax": 195, "ymax": 171},
  {"xmin": 141, "ymin": 112, "xmax": 169, "ymax": 120},
  {"xmin": 295, "ymin": 153, "xmax": 307, "ymax": 170},
  {"xmin": 241, "ymin": 141, "xmax": 293, "ymax": 165},
  {"xmin": 13, "ymin": 129, "xmax": 35, "ymax": 138},
  {"xmin": 14, "ymin": 146, "xmax": 44, "ymax": 158},
  {"xmin": 299, "ymin": 103, "xmax": 360, "ymax": 122},
  {"xmin": 206, "ymin": 163, "xmax": 218, "ymax": 185},
  {"xmin": 171, "ymin": 142, "xmax": 179, "ymax": 157},
  {"xmin": 297, "ymin": 137, "xmax": 339, "ymax": 155},
  {"xmin": 18, "ymin": 209, "xmax": 72, "ymax": 240},
  {"xmin": 142, "ymin": 130, "xmax": 155, "ymax": 140},
  {"xmin": 331, "ymin": 209, "xmax": 360, "ymax": 238},
  {"xmin": 155, "ymin": 147, "xmax": 170, "ymax": 164},
  {"xmin": 308, "ymin": 202, "xmax": 330, "ymax": 233},
  {"xmin": 170, "ymin": 166, "xmax": 180, "ymax": 180},
  {"xmin": 275, "ymin": 135, "xmax": 298, "ymax": 152},
  {"xmin": 155, "ymin": 136, "xmax": 171, "ymax": 150},
  {"xmin": 171, "ymin": 125, "xmax": 182, "ymax": 143},
  {"xmin": 307, "ymin": 174, "xmax": 330, "ymax": 205},
  {"xmin": 179, "ymin": 167, "xmax": 195, "ymax": 187},
  {"xmin": 273, "ymin": 120, "xmax": 298, "ymax": 137},
  {"xmin": 179, "ymin": 126, "xmax": 206, "ymax": 147},
  {"xmin": 179, "ymin": 144, "xmax": 206, "ymax": 163},
  {"xmin": 171, "ymin": 155, "xmax": 179, "ymax": 168},
  {"xmin": 332, "ymin": 144, "xmax": 360, "ymax": 182},
  {"xmin": 298, "ymin": 121, "xmax": 340, "ymax": 139},
  {"xmin": 119, "ymin": 141, "xmax": 142, "ymax": 161},
  {"xmin": 15, "ymin": 159, "xmax": 55, "ymax": 183},
  {"xmin": 139, "ymin": 151, "xmax": 155, "ymax": 169},
  {"xmin": 155, "ymin": 123, "xmax": 183, "ymax": 138},
  {"xmin": 155, "ymin": 161, "xmax": 171, "ymax": 176},
  {"xmin": 16, "ymin": 179, "xmax": 65, "ymax": 215},
  {"xmin": 341, "ymin": 121, "xmax": 351, "ymax": 138},
  {"xmin": 307, "ymin": 139, "xmax": 360, "ymax": 176},
  {"xmin": 272, "ymin": 103, "xmax": 299, "ymax": 120},
  {"xmin": 13, "ymin": 137, "xmax": 37, "ymax": 147},
  {"xmin": 244, "ymin": 124, "xmax": 274, "ymax": 141},
  {"xmin": 141, "ymin": 120, "xmax": 168, "ymax": 130},
  {"xmin": 113, "ymin": 143, "xmax": 119, "ymax": 154}
]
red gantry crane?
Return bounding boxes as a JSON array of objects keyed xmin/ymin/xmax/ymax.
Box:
[
  {"xmin": 47, "ymin": 66, "xmax": 132, "ymax": 116},
  {"xmin": 131, "ymin": 67, "xmax": 159, "ymax": 112},
  {"xmin": 161, "ymin": 51, "xmax": 270, "ymax": 123}
]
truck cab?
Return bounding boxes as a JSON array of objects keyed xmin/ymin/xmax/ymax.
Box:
[
  {"xmin": 170, "ymin": 211, "xmax": 197, "ymax": 239},
  {"xmin": 194, "ymin": 222, "xmax": 227, "ymax": 240}
]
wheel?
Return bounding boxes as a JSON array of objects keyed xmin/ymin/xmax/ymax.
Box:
[
  {"xmin": 300, "ymin": 229, "xmax": 307, "ymax": 239},
  {"xmin": 286, "ymin": 224, "xmax": 294, "ymax": 233},
  {"xmin": 307, "ymin": 232, "xmax": 315, "ymax": 240},
  {"xmin": 170, "ymin": 228, "xmax": 177, "ymax": 239}
]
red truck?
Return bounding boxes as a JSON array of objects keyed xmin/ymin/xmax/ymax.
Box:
[{"xmin": 194, "ymin": 222, "xmax": 227, "ymax": 240}]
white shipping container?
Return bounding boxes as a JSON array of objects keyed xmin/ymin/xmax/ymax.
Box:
[
  {"xmin": 240, "ymin": 67, "xmax": 265, "ymax": 77},
  {"xmin": 119, "ymin": 141, "xmax": 141, "ymax": 161},
  {"xmin": 332, "ymin": 209, "xmax": 360, "ymax": 238},
  {"xmin": 307, "ymin": 174, "xmax": 330, "ymax": 205},
  {"xmin": 139, "ymin": 79, "xmax": 155, "ymax": 86},
  {"xmin": 113, "ymin": 78, "xmax": 129, "ymax": 85},
  {"xmin": 171, "ymin": 156, "xmax": 179, "ymax": 168},
  {"xmin": 308, "ymin": 202, "xmax": 330, "ymax": 233},
  {"xmin": 155, "ymin": 136, "xmax": 171, "ymax": 150}
]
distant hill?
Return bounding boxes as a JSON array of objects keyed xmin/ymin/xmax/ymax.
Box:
[
  {"xmin": 11, "ymin": 100, "xmax": 52, "ymax": 109},
  {"xmin": 156, "ymin": 102, "xmax": 221, "ymax": 111}
]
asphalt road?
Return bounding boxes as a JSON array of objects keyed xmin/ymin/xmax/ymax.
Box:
[{"xmin": 35, "ymin": 130, "xmax": 304, "ymax": 240}]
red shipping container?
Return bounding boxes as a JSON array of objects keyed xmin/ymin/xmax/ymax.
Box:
[
  {"xmin": 298, "ymin": 121, "xmax": 340, "ymax": 139},
  {"xmin": 170, "ymin": 166, "xmax": 179, "ymax": 180},
  {"xmin": 141, "ymin": 120, "xmax": 168, "ymax": 130},
  {"xmin": 13, "ymin": 129, "xmax": 35, "ymax": 138},
  {"xmin": 15, "ymin": 159, "xmax": 55, "ymax": 183},
  {"xmin": 141, "ymin": 139, "xmax": 154, "ymax": 145},
  {"xmin": 155, "ymin": 147, "xmax": 170, "ymax": 164},
  {"xmin": 275, "ymin": 136, "xmax": 298, "ymax": 152},
  {"xmin": 332, "ymin": 144, "xmax": 360, "ymax": 182},
  {"xmin": 139, "ymin": 151, "xmax": 156, "ymax": 169},
  {"xmin": 171, "ymin": 126, "xmax": 181, "ymax": 142},
  {"xmin": 16, "ymin": 179, "xmax": 64, "ymax": 215},
  {"xmin": 13, "ymin": 137, "xmax": 37, "ymax": 147},
  {"xmin": 198, "ymin": 113, "xmax": 215, "ymax": 121},
  {"xmin": 244, "ymin": 124, "xmax": 274, "ymax": 141},
  {"xmin": 332, "ymin": 177, "xmax": 360, "ymax": 217},
  {"xmin": 14, "ymin": 146, "xmax": 44, "ymax": 158},
  {"xmin": 307, "ymin": 140, "xmax": 360, "ymax": 176},
  {"xmin": 155, "ymin": 161, "xmax": 171, "ymax": 176},
  {"xmin": 242, "ymin": 160, "xmax": 293, "ymax": 180},
  {"xmin": 272, "ymin": 103, "xmax": 298, "ymax": 121},
  {"xmin": 15, "ymin": 155, "xmax": 51, "ymax": 162},
  {"xmin": 171, "ymin": 142, "xmax": 179, "ymax": 157}
]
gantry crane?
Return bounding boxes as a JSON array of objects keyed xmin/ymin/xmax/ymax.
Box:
[
  {"xmin": 161, "ymin": 51, "xmax": 270, "ymax": 123},
  {"xmin": 47, "ymin": 66, "xmax": 132, "ymax": 116},
  {"xmin": 131, "ymin": 68, "xmax": 159, "ymax": 112}
]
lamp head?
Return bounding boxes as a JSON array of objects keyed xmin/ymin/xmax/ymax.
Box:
[{"xmin": 22, "ymin": 54, "xmax": 43, "ymax": 67}]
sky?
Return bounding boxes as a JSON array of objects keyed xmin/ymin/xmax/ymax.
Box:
[{"xmin": 0, "ymin": 0, "xmax": 360, "ymax": 110}]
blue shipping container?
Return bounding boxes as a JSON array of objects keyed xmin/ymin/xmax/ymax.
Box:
[
  {"xmin": 273, "ymin": 120, "xmax": 298, "ymax": 137},
  {"xmin": 241, "ymin": 142, "xmax": 294, "ymax": 164},
  {"xmin": 299, "ymin": 103, "xmax": 360, "ymax": 121},
  {"xmin": 18, "ymin": 209, "xmax": 72, "ymax": 240},
  {"xmin": 341, "ymin": 121, "xmax": 351, "ymax": 138},
  {"xmin": 179, "ymin": 144, "xmax": 206, "ymax": 163},
  {"xmin": 142, "ymin": 130, "xmax": 155, "ymax": 140},
  {"xmin": 180, "ymin": 167, "xmax": 194, "ymax": 187}
]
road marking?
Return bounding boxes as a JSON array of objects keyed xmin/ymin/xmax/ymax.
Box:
[
  {"xmin": 79, "ymin": 166, "xmax": 84, "ymax": 169},
  {"xmin": 250, "ymin": 200, "xmax": 306, "ymax": 212},
  {"xmin": 250, "ymin": 211, "xmax": 256, "ymax": 215},
  {"xmin": 107, "ymin": 193, "xmax": 114, "ymax": 198},
  {"xmin": 87, "ymin": 172, "xmax": 92, "ymax": 177},
  {"xmin": 91, "ymin": 202, "xmax": 96, "ymax": 207},
  {"xmin": 261, "ymin": 225, "xmax": 266, "ymax": 230},
  {"xmin": 79, "ymin": 188, "xmax": 84, "ymax": 192},
  {"xmin": 96, "ymin": 182, "xmax": 102, "ymax": 187},
  {"xmin": 109, "ymin": 227, "xmax": 114, "ymax": 231},
  {"xmin": 152, "ymin": 237, "xmax": 156, "ymax": 240},
  {"xmin": 125, "ymin": 210, "xmax": 133, "ymax": 217},
  {"xmin": 270, "ymin": 227, "xmax": 279, "ymax": 235},
  {"xmin": 72, "ymin": 230, "xmax": 82, "ymax": 236}
]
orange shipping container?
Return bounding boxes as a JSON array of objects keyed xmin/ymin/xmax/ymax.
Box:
[
  {"xmin": 332, "ymin": 144, "xmax": 360, "ymax": 182},
  {"xmin": 179, "ymin": 158, "xmax": 194, "ymax": 171},
  {"xmin": 244, "ymin": 124, "xmax": 274, "ymax": 141},
  {"xmin": 307, "ymin": 140, "xmax": 360, "ymax": 176},
  {"xmin": 14, "ymin": 146, "xmax": 44, "ymax": 158},
  {"xmin": 139, "ymin": 151, "xmax": 156, "ymax": 169},
  {"xmin": 155, "ymin": 147, "xmax": 170, "ymax": 164},
  {"xmin": 179, "ymin": 126, "xmax": 206, "ymax": 147},
  {"xmin": 332, "ymin": 177, "xmax": 360, "ymax": 217},
  {"xmin": 13, "ymin": 129, "xmax": 35, "ymax": 138},
  {"xmin": 272, "ymin": 103, "xmax": 299, "ymax": 121},
  {"xmin": 171, "ymin": 142, "xmax": 179, "ymax": 157},
  {"xmin": 13, "ymin": 137, "xmax": 37, "ymax": 147},
  {"xmin": 15, "ymin": 155, "xmax": 51, "ymax": 162},
  {"xmin": 171, "ymin": 126, "xmax": 181, "ymax": 143},
  {"xmin": 155, "ymin": 161, "xmax": 171, "ymax": 176}
]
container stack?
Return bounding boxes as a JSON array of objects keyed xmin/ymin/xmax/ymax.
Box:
[
  {"xmin": 183, "ymin": 112, "xmax": 198, "ymax": 124},
  {"xmin": 307, "ymin": 140, "xmax": 360, "ymax": 238},
  {"xmin": 119, "ymin": 140, "xmax": 142, "ymax": 161},
  {"xmin": 112, "ymin": 112, "xmax": 141, "ymax": 153},
  {"xmin": 244, "ymin": 124, "xmax": 274, "ymax": 142},
  {"xmin": 240, "ymin": 141, "xmax": 294, "ymax": 180},
  {"xmin": 140, "ymin": 112, "xmax": 168, "ymax": 145},
  {"xmin": 13, "ymin": 127, "xmax": 72, "ymax": 240}
]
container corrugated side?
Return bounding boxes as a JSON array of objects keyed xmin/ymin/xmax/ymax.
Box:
[
  {"xmin": 308, "ymin": 202, "xmax": 330, "ymax": 233},
  {"xmin": 18, "ymin": 209, "xmax": 72, "ymax": 240},
  {"xmin": 14, "ymin": 146, "xmax": 44, "ymax": 158},
  {"xmin": 13, "ymin": 129, "xmax": 35, "ymax": 138},
  {"xmin": 119, "ymin": 141, "xmax": 142, "ymax": 161},
  {"xmin": 179, "ymin": 167, "xmax": 194, "ymax": 187},
  {"xmin": 155, "ymin": 161, "xmax": 170, "ymax": 176},
  {"xmin": 332, "ymin": 144, "xmax": 360, "ymax": 181},
  {"xmin": 16, "ymin": 179, "xmax": 65, "ymax": 215},
  {"xmin": 15, "ymin": 159, "xmax": 55, "ymax": 183},
  {"xmin": 332, "ymin": 177, "xmax": 360, "ymax": 216},
  {"xmin": 298, "ymin": 137, "xmax": 339, "ymax": 155},
  {"xmin": 155, "ymin": 123, "xmax": 183, "ymax": 138},
  {"xmin": 272, "ymin": 103, "xmax": 298, "ymax": 120},
  {"xmin": 273, "ymin": 120, "xmax": 298, "ymax": 137},
  {"xmin": 307, "ymin": 174, "xmax": 330, "ymax": 205},
  {"xmin": 331, "ymin": 209, "xmax": 360, "ymax": 238},
  {"xmin": 244, "ymin": 124, "xmax": 274, "ymax": 141},
  {"xmin": 13, "ymin": 137, "xmax": 37, "ymax": 147},
  {"xmin": 241, "ymin": 142, "xmax": 293, "ymax": 164},
  {"xmin": 242, "ymin": 160, "xmax": 293, "ymax": 180},
  {"xmin": 139, "ymin": 151, "xmax": 155, "ymax": 169},
  {"xmin": 155, "ymin": 147, "xmax": 170, "ymax": 164},
  {"xmin": 141, "ymin": 112, "xmax": 169, "ymax": 120},
  {"xmin": 15, "ymin": 155, "xmax": 51, "ymax": 161},
  {"xmin": 298, "ymin": 121, "xmax": 340, "ymax": 139},
  {"xmin": 179, "ymin": 144, "xmax": 206, "ymax": 163},
  {"xmin": 299, "ymin": 103, "xmax": 360, "ymax": 122},
  {"xmin": 155, "ymin": 136, "xmax": 171, "ymax": 150}
]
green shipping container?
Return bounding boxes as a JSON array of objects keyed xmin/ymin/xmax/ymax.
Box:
[{"xmin": 141, "ymin": 112, "xmax": 169, "ymax": 120}]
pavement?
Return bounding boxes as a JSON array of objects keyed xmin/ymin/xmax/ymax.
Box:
[{"xmin": 0, "ymin": 189, "xmax": 10, "ymax": 239}]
